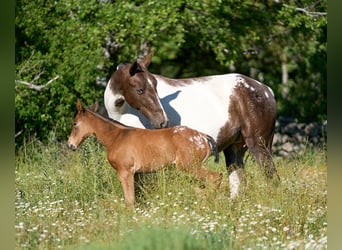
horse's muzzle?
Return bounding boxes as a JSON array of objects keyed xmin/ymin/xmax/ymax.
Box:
[
  {"xmin": 68, "ymin": 143, "xmax": 77, "ymax": 151},
  {"xmin": 159, "ymin": 120, "xmax": 169, "ymax": 129}
]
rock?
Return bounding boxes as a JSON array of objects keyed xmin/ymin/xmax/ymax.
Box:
[
  {"xmin": 282, "ymin": 142, "xmax": 294, "ymax": 153},
  {"xmin": 271, "ymin": 117, "xmax": 327, "ymax": 157}
]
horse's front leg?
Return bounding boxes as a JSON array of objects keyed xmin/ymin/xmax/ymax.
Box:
[
  {"xmin": 224, "ymin": 144, "xmax": 247, "ymax": 199},
  {"xmin": 118, "ymin": 169, "xmax": 135, "ymax": 208}
]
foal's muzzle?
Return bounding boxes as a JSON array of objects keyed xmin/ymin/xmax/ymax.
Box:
[{"xmin": 68, "ymin": 143, "xmax": 77, "ymax": 151}]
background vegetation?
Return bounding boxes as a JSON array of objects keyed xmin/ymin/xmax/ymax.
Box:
[{"xmin": 15, "ymin": 0, "xmax": 327, "ymax": 145}]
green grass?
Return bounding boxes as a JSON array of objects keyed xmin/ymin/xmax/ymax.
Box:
[{"xmin": 15, "ymin": 135, "xmax": 327, "ymax": 249}]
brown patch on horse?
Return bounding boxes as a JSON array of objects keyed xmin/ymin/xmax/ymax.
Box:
[
  {"xmin": 214, "ymin": 74, "xmax": 278, "ymax": 196},
  {"xmin": 225, "ymin": 77, "xmax": 278, "ymax": 180}
]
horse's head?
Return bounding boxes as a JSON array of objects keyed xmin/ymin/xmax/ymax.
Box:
[
  {"xmin": 68, "ymin": 99, "xmax": 98, "ymax": 150},
  {"xmin": 110, "ymin": 53, "xmax": 169, "ymax": 128}
]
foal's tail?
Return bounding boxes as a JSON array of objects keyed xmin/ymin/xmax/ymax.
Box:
[{"xmin": 206, "ymin": 135, "xmax": 219, "ymax": 163}]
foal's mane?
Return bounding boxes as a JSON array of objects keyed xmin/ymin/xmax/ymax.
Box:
[{"xmin": 85, "ymin": 108, "xmax": 133, "ymax": 129}]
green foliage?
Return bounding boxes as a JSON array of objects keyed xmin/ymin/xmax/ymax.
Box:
[{"xmin": 15, "ymin": 0, "xmax": 327, "ymax": 145}]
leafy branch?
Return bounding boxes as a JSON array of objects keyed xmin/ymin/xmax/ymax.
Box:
[
  {"xmin": 283, "ymin": 4, "xmax": 327, "ymax": 17},
  {"xmin": 15, "ymin": 75, "xmax": 59, "ymax": 91}
]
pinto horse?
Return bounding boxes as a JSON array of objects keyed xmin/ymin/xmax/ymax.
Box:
[
  {"xmin": 68, "ymin": 99, "xmax": 222, "ymax": 207},
  {"xmin": 104, "ymin": 53, "xmax": 279, "ymax": 198}
]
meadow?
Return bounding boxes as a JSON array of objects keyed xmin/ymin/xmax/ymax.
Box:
[{"xmin": 15, "ymin": 133, "xmax": 327, "ymax": 249}]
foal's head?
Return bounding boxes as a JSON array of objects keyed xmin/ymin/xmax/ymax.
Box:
[
  {"xmin": 110, "ymin": 53, "xmax": 169, "ymax": 128},
  {"xmin": 68, "ymin": 99, "xmax": 98, "ymax": 151}
]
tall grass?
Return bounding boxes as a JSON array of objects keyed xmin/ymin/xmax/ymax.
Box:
[{"xmin": 15, "ymin": 134, "xmax": 327, "ymax": 249}]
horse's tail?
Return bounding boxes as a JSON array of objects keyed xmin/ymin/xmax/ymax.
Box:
[{"xmin": 206, "ymin": 135, "xmax": 219, "ymax": 163}]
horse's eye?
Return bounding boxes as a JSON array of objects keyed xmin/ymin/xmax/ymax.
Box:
[
  {"xmin": 136, "ymin": 88, "xmax": 144, "ymax": 95},
  {"xmin": 73, "ymin": 122, "xmax": 77, "ymax": 127}
]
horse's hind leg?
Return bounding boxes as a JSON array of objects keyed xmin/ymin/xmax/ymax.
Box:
[
  {"xmin": 244, "ymin": 136, "xmax": 280, "ymax": 182},
  {"xmin": 224, "ymin": 144, "xmax": 247, "ymax": 198}
]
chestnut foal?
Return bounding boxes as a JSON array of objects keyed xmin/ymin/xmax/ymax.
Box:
[{"xmin": 68, "ymin": 100, "xmax": 222, "ymax": 207}]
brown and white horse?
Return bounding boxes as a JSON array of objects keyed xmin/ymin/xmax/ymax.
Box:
[
  {"xmin": 104, "ymin": 53, "xmax": 279, "ymax": 197},
  {"xmin": 68, "ymin": 99, "xmax": 222, "ymax": 207}
]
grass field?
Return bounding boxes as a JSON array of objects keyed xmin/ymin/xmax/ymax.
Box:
[{"xmin": 15, "ymin": 134, "xmax": 327, "ymax": 249}]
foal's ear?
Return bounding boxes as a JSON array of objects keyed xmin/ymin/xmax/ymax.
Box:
[
  {"xmin": 76, "ymin": 99, "xmax": 85, "ymax": 113},
  {"xmin": 89, "ymin": 100, "xmax": 99, "ymax": 112}
]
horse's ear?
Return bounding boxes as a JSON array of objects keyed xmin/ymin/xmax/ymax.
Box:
[
  {"xmin": 89, "ymin": 100, "xmax": 99, "ymax": 112},
  {"xmin": 129, "ymin": 52, "xmax": 153, "ymax": 76},
  {"xmin": 141, "ymin": 52, "xmax": 153, "ymax": 68},
  {"xmin": 76, "ymin": 99, "xmax": 85, "ymax": 113},
  {"xmin": 129, "ymin": 61, "xmax": 144, "ymax": 76}
]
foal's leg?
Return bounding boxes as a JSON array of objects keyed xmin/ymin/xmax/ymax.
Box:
[
  {"xmin": 195, "ymin": 165, "xmax": 223, "ymax": 188},
  {"xmin": 178, "ymin": 162, "xmax": 223, "ymax": 189},
  {"xmin": 118, "ymin": 169, "xmax": 135, "ymax": 208},
  {"xmin": 224, "ymin": 143, "xmax": 247, "ymax": 198}
]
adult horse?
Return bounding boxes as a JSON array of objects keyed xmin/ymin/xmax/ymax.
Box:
[{"xmin": 104, "ymin": 53, "xmax": 279, "ymax": 197}]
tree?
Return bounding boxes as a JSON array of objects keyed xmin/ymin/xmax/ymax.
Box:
[{"xmin": 15, "ymin": 0, "xmax": 327, "ymax": 145}]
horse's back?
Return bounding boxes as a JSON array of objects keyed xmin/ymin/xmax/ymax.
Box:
[{"xmin": 154, "ymin": 73, "xmax": 275, "ymax": 141}]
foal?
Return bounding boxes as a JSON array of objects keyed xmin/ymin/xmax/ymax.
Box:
[{"xmin": 68, "ymin": 99, "xmax": 223, "ymax": 207}]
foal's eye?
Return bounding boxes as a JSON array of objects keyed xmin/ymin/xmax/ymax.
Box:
[
  {"xmin": 136, "ymin": 88, "xmax": 144, "ymax": 95},
  {"xmin": 73, "ymin": 122, "xmax": 77, "ymax": 127}
]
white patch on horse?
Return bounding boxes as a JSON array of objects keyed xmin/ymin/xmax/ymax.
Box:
[
  {"xmin": 267, "ymin": 86, "xmax": 274, "ymax": 96},
  {"xmin": 229, "ymin": 171, "xmax": 240, "ymax": 198},
  {"xmin": 173, "ymin": 126, "xmax": 186, "ymax": 134},
  {"xmin": 147, "ymin": 77, "xmax": 154, "ymax": 88},
  {"xmin": 255, "ymin": 80, "xmax": 263, "ymax": 85},
  {"xmin": 189, "ymin": 134, "xmax": 206, "ymax": 149},
  {"xmin": 155, "ymin": 94, "xmax": 168, "ymax": 123},
  {"xmin": 155, "ymin": 74, "xmax": 236, "ymax": 141},
  {"xmin": 236, "ymin": 76, "xmax": 245, "ymax": 84},
  {"xmin": 104, "ymin": 79, "xmax": 123, "ymax": 120},
  {"xmin": 264, "ymin": 91, "xmax": 269, "ymax": 98},
  {"xmin": 235, "ymin": 75, "xmax": 256, "ymax": 92}
]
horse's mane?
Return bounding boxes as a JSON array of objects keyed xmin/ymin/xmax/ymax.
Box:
[{"xmin": 86, "ymin": 108, "xmax": 134, "ymax": 129}]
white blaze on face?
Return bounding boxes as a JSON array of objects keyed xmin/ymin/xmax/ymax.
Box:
[
  {"xmin": 147, "ymin": 75, "xmax": 168, "ymax": 124},
  {"xmin": 147, "ymin": 77, "xmax": 154, "ymax": 88}
]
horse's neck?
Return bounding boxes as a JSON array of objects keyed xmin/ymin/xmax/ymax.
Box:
[{"xmin": 87, "ymin": 111, "xmax": 122, "ymax": 148}]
